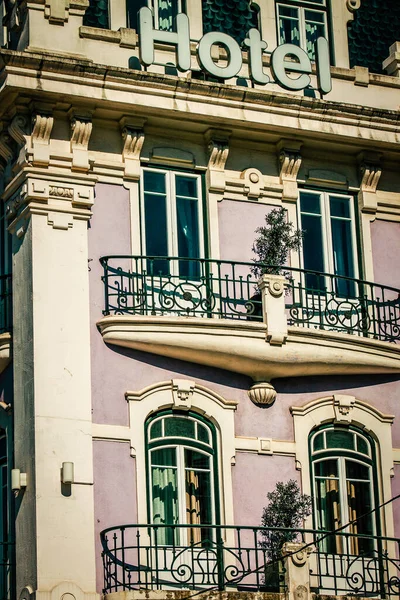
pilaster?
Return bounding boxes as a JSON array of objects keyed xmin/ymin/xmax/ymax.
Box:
[{"xmin": 6, "ymin": 170, "xmax": 99, "ymax": 599}]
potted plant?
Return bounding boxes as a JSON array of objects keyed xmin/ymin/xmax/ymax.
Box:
[
  {"xmin": 247, "ymin": 207, "xmax": 303, "ymax": 319},
  {"xmin": 260, "ymin": 480, "xmax": 312, "ymax": 591}
]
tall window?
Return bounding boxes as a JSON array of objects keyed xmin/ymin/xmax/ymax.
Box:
[
  {"xmin": 298, "ymin": 190, "xmax": 358, "ymax": 297},
  {"xmin": 141, "ymin": 167, "xmax": 204, "ymax": 278},
  {"xmin": 310, "ymin": 426, "xmax": 377, "ymax": 556},
  {"xmin": 276, "ymin": 0, "xmax": 328, "ymax": 61},
  {"xmin": 127, "ymin": 0, "xmax": 185, "ymax": 31},
  {"xmin": 146, "ymin": 412, "xmax": 217, "ymax": 545}
]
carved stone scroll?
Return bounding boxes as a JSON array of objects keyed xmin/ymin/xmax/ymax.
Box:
[
  {"xmin": 277, "ymin": 139, "xmax": 302, "ymax": 202},
  {"xmin": 32, "ymin": 113, "xmax": 54, "ymax": 166},
  {"xmin": 358, "ymin": 151, "xmax": 382, "ymax": 214},
  {"xmin": 205, "ymin": 128, "xmax": 231, "ymax": 199},
  {"xmin": 9, "ymin": 115, "xmax": 29, "ymax": 147},
  {"xmin": 119, "ymin": 117, "xmax": 146, "ymax": 180},
  {"xmin": 70, "ymin": 116, "xmax": 93, "ymax": 172}
]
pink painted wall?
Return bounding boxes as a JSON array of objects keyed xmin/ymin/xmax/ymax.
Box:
[
  {"xmin": 93, "ymin": 440, "xmax": 137, "ymax": 591},
  {"xmin": 392, "ymin": 465, "xmax": 400, "ymax": 540},
  {"xmin": 371, "ymin": 220, "xmax": 400, "ymax": 288}
]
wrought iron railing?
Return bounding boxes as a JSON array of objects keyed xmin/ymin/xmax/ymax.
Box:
[
  {"xmin": 101, "ymin": 524, "xmax": 400, "ymax": 597},
  {"xmin": 0, "ymin": 275, "xmax": 11, "ymax": 335},
  {"xmin": 100, "ymin": 256, "xmax": 400, "ymax": 342},
  {"xmin": 0, "ymin": 541, "xmax": 15, "ymax": 600}
]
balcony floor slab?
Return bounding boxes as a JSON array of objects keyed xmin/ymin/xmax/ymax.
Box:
[{"xmin": 97, "ymin": 316, "xmax": 400, "ymax": 382}]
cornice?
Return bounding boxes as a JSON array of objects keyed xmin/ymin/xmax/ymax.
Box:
[{"xmin": 0, "ymin": 50, "xmax": 400, "ymax": 147}]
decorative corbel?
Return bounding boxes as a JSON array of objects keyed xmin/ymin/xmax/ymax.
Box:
[
  {"xmin": 31, "ymin": 113, "xmax": 54, "ymax": 166},
  {"xmin": 119, "ymin": 116, "xmax": 146, "ymax": 180},
  {"xmin": 358, "ymin": 151, "xmax": 382, "ymax": 214},
  {"xmin": 70, "ymin": 114, "xmax": 93, "ymax": 172},
  {"xmin": 8, "ymin": 115, "xmax": 29, "ymax": 147},
  {"xmin": 277, "ymin": 139, "xmax": 302, "ymax": 202},
  {"xmin": 0, "ymin": 131, "xmax": 13, "ymax": 169},
  {"xmin": 204, "ymin": 129, "xmax": 231, "ymax": 200}
]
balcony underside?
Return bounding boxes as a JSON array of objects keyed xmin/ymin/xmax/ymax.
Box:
[{"xmin": 97, "ymin": 316, "xmax": 400, "ymax": 382}]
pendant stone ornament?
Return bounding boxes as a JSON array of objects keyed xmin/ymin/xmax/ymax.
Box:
[{"xmin": 248, "ymin": 382, "xmax": 276, "ymax": 406}]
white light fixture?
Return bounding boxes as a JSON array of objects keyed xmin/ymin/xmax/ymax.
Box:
[
  {"xmin": 11, "ymin": 469, "xmax": 27, "ymax": 496},
  {"xmin": 61, "ymin": 462, "xmax": 74, "ymax": 485}
]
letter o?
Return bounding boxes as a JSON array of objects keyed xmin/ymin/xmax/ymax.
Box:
[{"xmin": 197, "ymin": 32, "xmax": 243, "ymax": 80}]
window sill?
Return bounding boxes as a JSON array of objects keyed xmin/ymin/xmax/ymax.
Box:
[{"xmin": 97, "ymin": 315, "xmax": 400, "ymax": 382}]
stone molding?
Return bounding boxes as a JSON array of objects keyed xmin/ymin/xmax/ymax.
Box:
[
  {"xmin": 5, "ymin": 174, "xmax": 96, "ymax": 236},
  {"xmin": 23, "ymin": 581, "xmax": 99, "ymax": 600},
  {"xmin": 41, "ymin": 0, "xmax": 89, "ymax": 24},
  {"xmin": 9, "ymin": 115, "xmax": 29, "ymax": 147},
  {"xmin": 383, "ymin": 42, "xmax": 400, "ymax": 78},
  {"xmin": 277, "ymin": 139, "xmax": 303, "ymax": 202}
]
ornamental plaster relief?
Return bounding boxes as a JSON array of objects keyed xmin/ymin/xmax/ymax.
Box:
[
  {"xmin": 277, "ymin": 139, "xmax": 303, "ymax": 203},
  {"xmin": 31, "ymin": 113, "xmax": 54, "ymax": 167},
  {"xmin": 119, "ymin": 116, "xmax": 146, "ymax": 180},
  {"xmin": 205, "ymin": 128, "xmax": 231, "ymax": 201},
  {"xmin": 70, "ymin": 113, "xmax": 93, "ymax": 172},
  {"xmin": 358, "ymin": 151, "xmax": 383, "ymax": 215}
]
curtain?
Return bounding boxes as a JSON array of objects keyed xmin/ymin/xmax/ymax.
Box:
[
  {"xmin": 186, "ymin": 470, "xmax": 201, "ymax": 544},
  {"xmin": 152, "ymin": 467, "xmax": 178, "ymax": 545}
]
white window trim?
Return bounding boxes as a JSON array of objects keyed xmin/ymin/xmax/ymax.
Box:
[
  {"xmin": 126, "ymin": 380, "xmax": 238, "ymax": 544},
  {"xmin": 291, "ymin": 395, "xmax": 395, "ymax": 542},
  {"xmin": 140, "ymin": 166, "xmax": 205, "ymax": 270},
  {"xmin": 276, "ymin": 0, "xmax": 329, "ymax": 60},
  {"xmin": 297, "ymin": 189, "xmax": 359, "ymax": 282}
]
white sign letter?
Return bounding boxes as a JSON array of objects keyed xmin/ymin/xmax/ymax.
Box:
[
  {"xmin": 244, "ymin": 29, "xmax": 270, "ymax": 85},
  {"xmin": 197, "ymin": 32, "xmax": 242, "ymax": 80},
  {"xmin": 271, "ymin": 44, "xmax": 312, "ymax": 91},
  {"xmin": 139, "ymin": 6, "xmax": 191, "ymax": 72},
  {"xmin": 316, "ymin": 37, "xmax": 332, "ymax": 95}
]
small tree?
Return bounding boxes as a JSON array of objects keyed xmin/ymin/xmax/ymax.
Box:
[
  {"xmin": 260, "ymin": 480, "xmax": 312, "ymax": 562},
  {"xmin": 251, "ymin": 208, "xmax": 303, "ymax": 279}
]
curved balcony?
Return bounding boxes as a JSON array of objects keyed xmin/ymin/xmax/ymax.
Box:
[
  {"xmin": 100, "ymin": 523, "xmax": 400, "ymax": 597},
  {"xmin": 97, "ymin": 257, "xmax": 400, "ymax": 387}
]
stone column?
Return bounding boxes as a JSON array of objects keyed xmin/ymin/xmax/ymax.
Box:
[{"xmin": 6, "ymin": 172, "xmax": 99, "ymax": 600}]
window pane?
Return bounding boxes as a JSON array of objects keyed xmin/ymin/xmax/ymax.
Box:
[
  {"xmin": 157, "ymin": 0, "xmax": 179, "ymax": 31},
  {"xmin": 144, "ymin": 170, "xmax": 166, "ymax": 194},
  {"xmin": 197, "ymin": 423, "xmax": 210, "ymax": 445},
  {"xmin": 347, "ymin": 479, "xmax": 374, "ymax": 554},
  {"xmin": 313, "ymin": 432, "xmax": 324, "ymax": 452},
  {"xmin": 357, "ymin": 436, "xmax": 369, "ymax": 456},
  {"xmin": 346, "ymin": 460, "xmax": 370, "ymax": 481},
  {"xmin": 278, "ymin": 6, "xmax": 300, "ymax": 46},
  {"xmin": 330, "ymin": 219, "xmax": 355, "ymax": 295},
  {"xmin": 315, "ymin": 477, "xmax": 342, "ymax": 553},
  {"xmin": 127, "ymin": 0, "xmax": 147, "ymax": 30},
  {"xmin": 176, "ymin": 176, "xmax": 197, "ymax": 198},
  {"xmin": 302, "ymin": 214, "xmax": 325, "ymax": 273},
  {"xmin": 314, "ymin": 459, "xmax": 338, "ymax": 478},
  {"xmin": 185, "ymin": 449, "xmax": 210, "ymax": 470},
  {"xmin": 151, "ymin": 447, "xmax": 177, "ymax": 467},
  {"xmin": 305, "ymin": 9, "xmax": 325, "ymax": 23},
  {"xmin": 330, "ymin": 196, "xmax": 351, "ymax": 219},
  {"xmin": 152, "ymin": 465, "xmax": 178, "ymax": 543},
  {"xmin": 186, "ymin": 468, "xmax": 212, "ymax": 544},
  {"xmin": 300, "ymin": 192, "xmax": 322, "ymax": 215},
  {"xmin": 150, "ymin": 420, "xmax": 162, "ymax": 439},
  {"xmin": 326, "ymin": 429, "xmax": 355, "ymax": 451},
  {"xmin": 164, "ymin": 416, "xmax": 195, "ymax": 439}
]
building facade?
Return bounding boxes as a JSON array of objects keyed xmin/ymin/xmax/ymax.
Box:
[{"xmin": 0, "ymin": 0, "xmax": 400, "ymax": 599}]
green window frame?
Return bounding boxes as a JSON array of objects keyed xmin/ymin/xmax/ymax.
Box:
[
  {"xmin": 298, "ymin": 189, "xmax": 358, "ymax": 297},
  {"xmin": 146, "ymin": 411, "xmax": 220, "ymax": 546},
  {"xmin": 276, "ymin": 0, "xmax": 329, "ymax": 61},
  {"xmin": 140, "ymin": 166, "xmax": 205, "ymax": 279},
  {"xmin": 310, "ymin": 425, "xmax": 379, "ymax": 556}
]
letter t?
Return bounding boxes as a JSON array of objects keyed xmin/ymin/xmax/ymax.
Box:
[{"xmin": 244, "ymin": 29, "xmax": 270, "ymax": 85}]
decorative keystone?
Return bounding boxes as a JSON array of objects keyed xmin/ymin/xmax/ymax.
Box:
[
  {"xmin": 172, "ymin": 379, "xmax": 195, "ymax": 410},
  {"xmin": 248, "ymin": 382, "xmax": 276, "ymax": 407},
  {"xmin": 277, "ymin": 139, "xmax": 302, "ymax": 202},
  {"xmin": 258, "ymin": 274, "xmax": 288, "ymax": 345}
]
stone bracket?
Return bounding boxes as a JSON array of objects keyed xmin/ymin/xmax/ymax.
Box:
[
  {"xmin": 205, "ymin": 128, "xmax": 231, "ymax": 199},
  {"xmin": 277, "ymin": 139, "xmax": 303, "ymax": 202},
  {"xmin": 32, "ymin": 113, "xmax": 54, "ymax": 167},
  {"xmin": 120, "ymin": 116, "xmax": 146, "ymax": 180},
  {"xmin": 70, "ymin": 113, "xmax": 93, "ymax": 172},
  {"xmin": 358, "ymin": 151, "xmax": 383, "ymax": 214}
]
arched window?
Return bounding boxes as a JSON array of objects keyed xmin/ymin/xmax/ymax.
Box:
[
  {"xmin": 146, "ymin": 411, "xmax": 219, "ymax": 545},
  {"xmin": 310, "ymin": 425, "xmax": 378, "ymax": 555}
]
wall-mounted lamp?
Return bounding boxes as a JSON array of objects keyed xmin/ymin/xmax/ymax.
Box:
[
  {"xmin": 61, "ymin": 462, "xmax": 74, "ymax": 485},
  {"xmin": 11, "ymin": 469, "xmax": 27, "ymax": 496}
]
